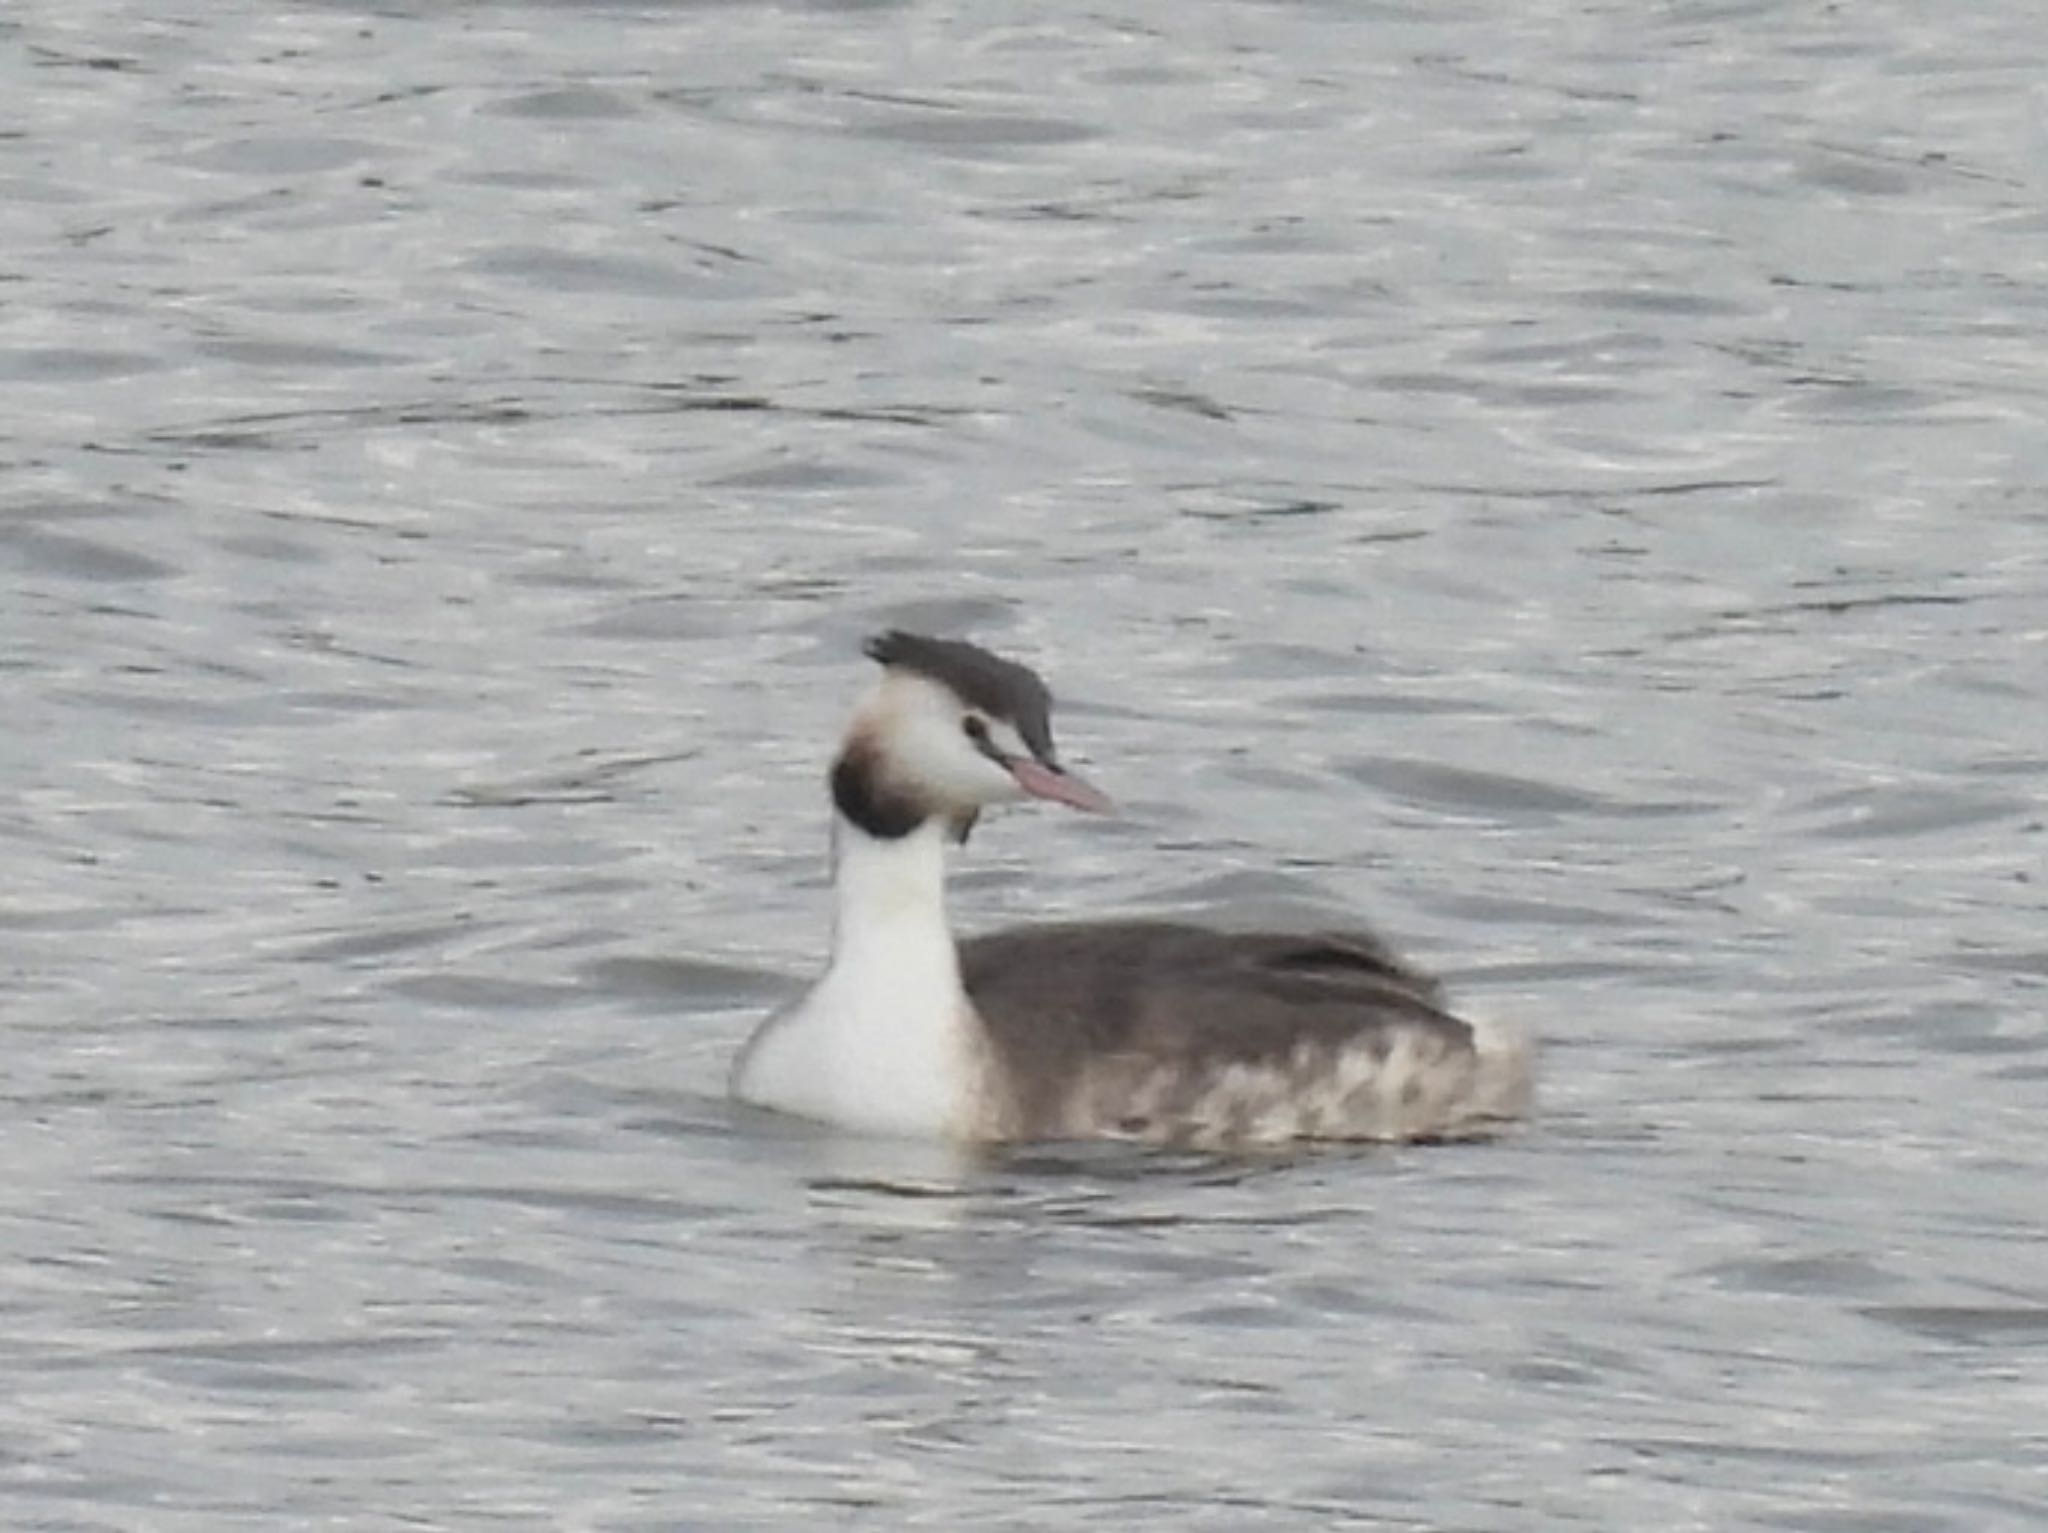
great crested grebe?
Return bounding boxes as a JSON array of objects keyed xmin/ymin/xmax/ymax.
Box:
[{"xmin": 729, "ymin": 632, "xmax": 1532, "ymax": 1147}]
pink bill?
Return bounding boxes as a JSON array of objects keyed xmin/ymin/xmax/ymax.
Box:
[{"xmin": 1008, "ymin": 758, "xmax": 1113, "ymax": 813}]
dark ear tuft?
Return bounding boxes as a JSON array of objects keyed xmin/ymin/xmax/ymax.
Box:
[{"xmin": 831, "ymin": 741, "xmax": 928, "ymax": 840}]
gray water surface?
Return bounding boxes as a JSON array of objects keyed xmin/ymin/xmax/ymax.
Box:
[{"xmin": 5, "ymin": 1, "xmax": 2047, "ymax": 1528}]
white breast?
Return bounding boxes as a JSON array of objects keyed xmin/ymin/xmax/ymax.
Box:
[
  {"xmin": 731, "ymin": 939, "xmax": 981, "ymax": 1139},
  {"xmin": 729, "ymin": 818, "xmax": 985, "ymax": 1139}
]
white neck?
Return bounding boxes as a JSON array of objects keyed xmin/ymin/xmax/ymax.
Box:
[
  {"xmin": 730, "ymin": 813, "xmax": 984, "ymax": 1138},
  {"xmin": 826, "ymin": 812, "xmax": 955, "ymax": 969}
]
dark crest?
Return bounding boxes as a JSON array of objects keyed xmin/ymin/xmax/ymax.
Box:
[{"xmin": 863, "ymin": 631, "xmax": 1060, "ymax": 766}]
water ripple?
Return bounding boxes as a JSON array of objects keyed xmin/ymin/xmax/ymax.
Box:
[{"xmin": 5, "ymin": 1, "xmax": 2046, "ymax": 1528}]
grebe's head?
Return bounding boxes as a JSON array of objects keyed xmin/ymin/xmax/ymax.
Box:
[{"xmin": 830, "ymin": 630, "xmax": 1110, "ymax": 842}]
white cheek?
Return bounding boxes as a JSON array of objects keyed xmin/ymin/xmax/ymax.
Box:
[
  {"xmin": 895, "ymin": 716, "xmax": 1020, "ymax": 803},
  {"xmin": 987, "ymin": 720, "xmax": 1032, "ymax": 762}
]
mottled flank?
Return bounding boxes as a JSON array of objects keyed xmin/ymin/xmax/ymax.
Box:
[{"xmin": 961, "ymin": 921, "xmax": 1529, "ymax": 1147}]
